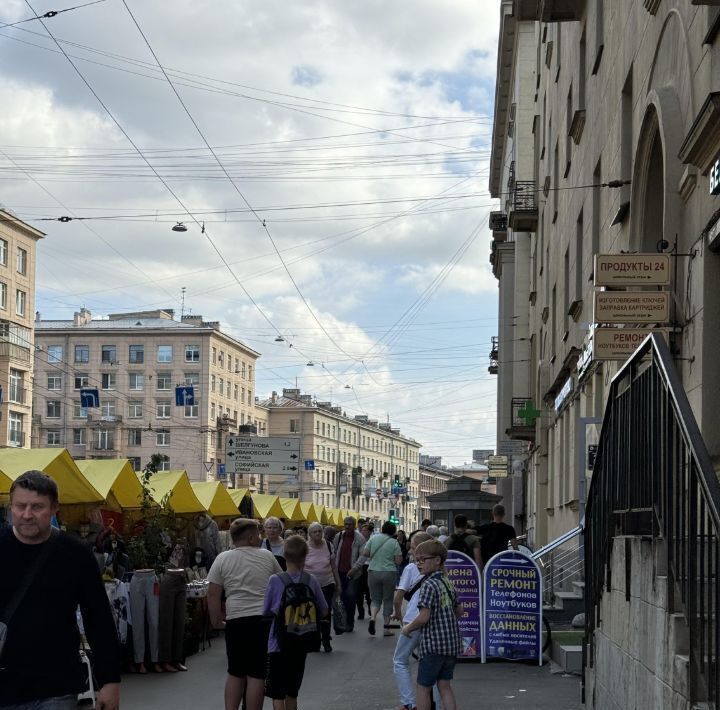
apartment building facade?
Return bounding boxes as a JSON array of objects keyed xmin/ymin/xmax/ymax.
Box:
[
  {"xmin": 256, "ymin": 389, "xmax": 422, "ymax": 528},
  {"xmin": 0, "ymin": 210, "xmax": 43, "ymax": 449},
  {"xmin": 490, "ymin": 0, "xmax": 720, "ymax": 546},
  {"xmin": 33, "ymin": 309, "xmax": 261, "ymax": 481}
]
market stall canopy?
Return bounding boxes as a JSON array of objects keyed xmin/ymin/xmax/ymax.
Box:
[
  {"xmin": 278, "ymin": 497, "xmax": 303, "ymax": 522},
  {"xmin": 228, "ymin": 488, "xmax": 250, "ymax": 509},
  {"xmin": 0, "ymin": 448, "xmax": 103, "ymax": 504},
  {"xmin": 141, "ymin": 470, "xmax": 205, "ymax": 514},
  {"xmin": 250, "ymin": 493, "xmax": 285, "ymax": 520},
  {"xmin": 190, "ymin": 481, "xmax": 240, "ymax": 518},
  {"xmin": 323, "ymin": 508, "xmax": 343, "ymax": 526},
  {"xmin": 75, "ymin": 459, "xmax": 145, "ymax": 509},
  {"xmin": 0, "ymin": 469, "xmax": 13, "ymax": 498},
  {"xmin": 299, "ymin": 502, "xmax": 321, "ymax": 523}
]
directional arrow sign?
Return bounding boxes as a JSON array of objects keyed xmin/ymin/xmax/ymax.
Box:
[
  {"xmin": 225, "ymin": 435, "xmax": 301, "ymax": 472},
  {"xmin": 231, "ymin": 462, "xmax": 300, "ymax": 475}
]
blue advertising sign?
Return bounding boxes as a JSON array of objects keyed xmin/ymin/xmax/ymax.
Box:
[
  {"xmin": 481, "ymin": 550, "xmax": 542, "ymax": 664},
  {"xmin": 445, "ymin": 551, "xmax": 482, "ymax": 659}
]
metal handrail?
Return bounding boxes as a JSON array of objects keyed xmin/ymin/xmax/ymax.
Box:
[
  {"xmin": 531, "ymin": 524, "xmax": 583, "ymax": 561},
  {"xmin": 585, "ymin": 333, "xmax": 720, "ymax": 705}
]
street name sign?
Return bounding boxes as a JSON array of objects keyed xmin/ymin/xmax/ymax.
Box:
[
  {"xmin": 594, "ymin": 254, "xmax": 671, "ymax": 286},
  {"xmin": 225, "ymin": 435, "xmax": 301, "ymax": 475},
  {"xmin": 594, "ymin": 291, "xmax": 670, "ymax": 324},
  {"xmin": 592, "ymin": 328, "xmax": 669, "ymax": 360}
]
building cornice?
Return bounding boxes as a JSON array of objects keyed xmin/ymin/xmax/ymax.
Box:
[{"xmin": 0, "ymin": 210, "xmax": 45, "ymax": 240}]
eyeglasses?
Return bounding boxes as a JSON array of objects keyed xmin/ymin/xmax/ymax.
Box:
[{"xmin": 415, "ymin": 555, "xmax": 440, "ymax": 563}]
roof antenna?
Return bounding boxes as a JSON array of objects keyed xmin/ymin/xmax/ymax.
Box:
[{"xmin": 180, "ymin": 286, "xmax": 187, "ymax": 320}]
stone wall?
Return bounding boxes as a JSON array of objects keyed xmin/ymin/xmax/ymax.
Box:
[{"xmin": 585, "ymin": 536, "xmax": 691, "ymax": 710}]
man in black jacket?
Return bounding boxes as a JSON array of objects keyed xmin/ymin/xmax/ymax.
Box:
[{"xmin": 0, "ymin": 470, "xmax": 120, "ymax": 710}]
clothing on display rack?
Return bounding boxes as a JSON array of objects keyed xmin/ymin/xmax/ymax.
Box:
[
  {"xmin": 158, "ymin": 569, "xmax": 187, "ymax": 671},
  {"xmin": 104, "ymin": 580, "xmax": 132, "ymax": 645},
  {"xmin": 128, "ymin": 570, "xmax": 159, "ymax": 666}
]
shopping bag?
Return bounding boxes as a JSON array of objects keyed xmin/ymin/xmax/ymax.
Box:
[{"xmin": 332, "ymin": 596, "xmax": 347, "ymax": 635}]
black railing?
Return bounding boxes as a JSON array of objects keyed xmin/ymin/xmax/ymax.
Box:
[
  {"xmin": 585, "ymin": 333, "xmax": 720, "ymax": 706},
  {"xmin": 512, "ymin": 181, "xmax": 537, "ymax": 212}
]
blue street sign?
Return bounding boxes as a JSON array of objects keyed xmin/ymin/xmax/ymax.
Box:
[
  {"xmin": 80, "ymin": 388, "xmax": 100, "ymax": 408},
  {"xmin": 482, "ymin": 550, "xmax": 543, "ymax": 664},
  {"xmin": 217, "ymin": 463, "xmax": 226, "ymax": 480},
  {"xmin": 304, "ymin": 460, "xmax": 315, "ymax": 470},
  {"xmin": 175, "ymin": 386, "xmax": 195, "ymax": 406}
]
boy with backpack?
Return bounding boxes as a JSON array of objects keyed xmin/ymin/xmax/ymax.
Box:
[
  {"xmin": 444, "ymin": 514, "xmax": 482, "ymax": 569},
  {"xmin": 401, "ymin": 540, "xmax": 462, "ymax": 710},
  {"xmin": 262, "ymin": 534, "xmax": 328, "ymax": 710}
]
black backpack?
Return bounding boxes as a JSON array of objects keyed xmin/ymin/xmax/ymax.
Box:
[
  {"xmin": 275, "ymin": 572, "xmax": 321, "ymax": 653},
  {"xmin": 447, "ymin": 532, "xmax": 472, "ymax": 555}
]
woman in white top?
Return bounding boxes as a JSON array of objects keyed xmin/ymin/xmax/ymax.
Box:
[
  {"xmin": 304, "ymin": 521, "xmax": 341, "ymax": 652},
  {"xmin": 262, "ymin": 517, "xmax": 286, "ymax": 570}
]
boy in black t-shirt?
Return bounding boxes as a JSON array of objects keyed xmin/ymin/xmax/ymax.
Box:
[{"xmin": 476, "ymin": 504, "xmax": 518, "ymax": 568}]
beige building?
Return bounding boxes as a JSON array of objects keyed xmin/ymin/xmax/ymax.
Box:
[
  {"xmin": 0, "ymin": 209, "xmax": 43, "ymax": 448},
  {"xmin": 256, "ymin": 389, "xmax": 422, "ymax": 528},
  {"xmin": 490, "ymin": 0, "xmax": 720, "ymax": 546},
  {"xmin": 32, "ymin": 309, "xmax": 261, "ymax": 481}
]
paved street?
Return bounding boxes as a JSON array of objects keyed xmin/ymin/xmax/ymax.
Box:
[{"xmin": 120, "ymin": 618, "xmax": 582, "ymax": 709}]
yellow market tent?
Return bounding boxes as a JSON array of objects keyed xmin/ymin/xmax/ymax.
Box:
[
  {"xmin": 278, "ymin": 497, "xmax": 304, "ymax": 522},
  {"xmin": 0, "ymin": 469, "xmax": 13, "ymax": 498},
  {"xmin": 75, "ymin": 459, "xmax": 145, "ymax": 509},
  {"xmin": 0, "ymin": 448, "xmax": 103, "ymax": 505},
  {"xmin": 250, "ymin": 493, "xmax": 285, "ymax": 520},
  {"xmin": 141, "ymin": 470, "xmax": 206, "ymax": 514},
  {"xmin": 323, "ymin": 508, "xmax": 343, "ymax": 526},
  {"xmin": 228, "ymin": 488, "xmax": 250, "ymax": 510},
  {"xmin": 299, "ymin": 502, "xmax": 321, "ymax": 523},
  {"xmin": 190, "ymin": 481, "xmax": 240, "ymax": 518}
]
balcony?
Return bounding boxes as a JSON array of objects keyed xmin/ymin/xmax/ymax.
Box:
[
  {"xmin": 489, "ymin": 211, "xmax": 508, "ymax": 242},
  {"xmin": 508, "ymin": 181, "xmax": 538, "ymax": 231},
  {"xmin": 489, "ymin": 336, "xmax": 499, "ymax": 375},
  {"xmin": 0, "ymin": 342, "xmax": 31, "ymax": 363},
  {"xmin": 514, "ymin": 0, "xmax": 585, "ymax": 21},
  {"xmin": 91, "ymin": 439, "xmax": 116, "ymax": 451},
  {"xmin": 506, "ymin": 398, "xmax": 540, "ymax": 442},
  {"xmin": 97, "ymin": 414, "xmax": 123, "ymax": 423}
]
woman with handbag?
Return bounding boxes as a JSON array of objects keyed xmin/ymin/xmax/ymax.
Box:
[
  {"xmin": 304, "ymin": 522, "xmax": 341, "ymax": 652},
  {"xmin": 361, "ymin": 521, "xmax": 403, "ymax": 637}
]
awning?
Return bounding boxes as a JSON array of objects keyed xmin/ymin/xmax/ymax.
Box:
[
  {"xmin": 299, "ymin": 502, "xmax": 321, "ymax": 523},
  {"xmin": 250, "ymin": 493, "xmax": 285, "ymax": 520},
  {"xmin": 75, "ymin": 459, "xmax": 145, "ymax": 509},
  {"xmin": 323, "ymin": 508, "xmax": 343, "ymax": 526},
  {"xmin": 278, "ymin": 497, "xmax": 304, "ymax": 522},
  {"xmin": 190, "ymin": 481, "xmax": 241, "ymax": 518},
  {"xmin": 0, "ymin": 448, "xmax": 103, "ymax": 505},
  {"xmin": 228, "ymin": 488, "xmax": 249, "ymax": 510},
  {"xmin": 141, "ymin": 470, "xmax": 206, "ymax": 514}
]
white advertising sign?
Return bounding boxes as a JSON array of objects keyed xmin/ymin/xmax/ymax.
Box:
[{"xmin": 594, "ymin": 254, "xmax": 671, "ymax": 286}]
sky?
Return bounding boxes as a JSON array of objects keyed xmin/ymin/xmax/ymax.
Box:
[{"xmin": 0, "ymin": 0, "xmax": 502, "ymax": 466}]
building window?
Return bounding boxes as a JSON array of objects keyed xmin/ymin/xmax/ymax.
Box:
[
  {"xmin": 240, "ymin": 362, "xmax": 246, "ymax": 378},
  {"xmin": 47, "ymin": 401, "xmax": 61, "ymax": 418},
  {"xmin": 290, "ymin": 418, "xmax": 300, "ymax": 433},
  {"xmin": 248, "ymin": 365, "xmax": 253, "ymax": 380},
  {"xmin": 101, "ymin": 345, "xmax": 117, "ymax": 364},
  {"xmin": 73, "ymin": 428, "xmax": 86, "ymax": 446},
  {"xmin": 75, "ymin": 345, "xmax": 90, "ymax": 363},
  {"xmin": 100, "ymin": 399, "xmax": 116, "ymax": 417},
  {"xmin": 233, "ymin": 383, "xmax": 238, "ymax": 401},
  {"xmin": 73, "ymin": 400, "xmax": 88, "ymax": 418},
  {"xmin": 94, "ymin": 430, "xmax": 114, "ymax": 451},
  {"xmin": 211, "ymin": 375, "xmax": 216, "ymax": 393},
  {"xmin": 129, "ymin": 456, "xmax": 141, "ymax": 472},
  {"xmin": 127, "ymin": 429, "xmax": 142, "ymax": 446},
  {"xmin": 156, "ymin": 372, "xmax": 172, "ymax": 390},
  {"xmin": 158, "ymin": 459, "xmax": 170, "ymax": 471},
  {"xmin": 185, "ymin": 344, "xmax": 200, "ymax": 362},
  {"xmin": 129, "ymin": 344, "xmax": 144, "ymax": 364},
  {"xmin": 74, "ymin": 374, "xmax": 89, "ymax": 389},
  {"xmin": 47, "ymin": 345, "xmax": 62, "ymax": 363},
  {"xmin": 0, "ymin": 239, "xmax": 6, "ymax": 265},
  {"xmin": 226, "ymin": 381, "xmax": 231, "ymax": 398},
  {"xmin": 211, "ymin": 346, "xmax": 216, "ymax": 364},
  {"xmin": 156, "ymin": 400, "xmax": 171, "ymax": 418},
  {"xmin": 0, "ymin": 282, "xmax": 6, "ymax": 310},
  {"xmin": 218, "ymin": 377, "xmax": 224, "ymax": 398},
  {"xmin": 101, "ymin": 373, "xmax": 116, "ymax": 390},
  {"xmin": 129, "ymin": 373, "xmax": 144, "ymax": 390},
  {"xmin": 16, "ymin": 247, "xmax": 27, "ymax": 276},
  {"xmin": 210, "ymin": 402, "xmax": 215, "ymax": 420},
  {"xmin": 128, "ymin": 401, "xmax": 143, "ymax": 418},
  {"xmin": 47, "ymin": 374, "xmax": 62, "ymax": 390},
  {"xmin": 47, "ymin": 430, "xmax": 61, "ymax": 446},
  {"xmin": 184, "ymin": 402, "xmax": 199, "ymax": 418},
  {"xmin": 9, "ymin": 369, "xmax": 23, "ymax": 403},
  {"xmin": 156, "ymin": 430, "xmax": 170, "ymax": 446},
  {"xmin": 9, "ymin": 412, "xmax": 23, "ymax": 446},
  {"xmin": 184, "ymin": 372, "xmax": 200, "ymax": 387},
  {"xmin": 157, "ymin": 345, "xmax": 173, "ymax": 363}
]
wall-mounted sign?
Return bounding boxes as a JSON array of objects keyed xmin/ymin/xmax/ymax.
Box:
[
  {"xmin": 487, "ymin": 455, "xmax": 508, "ymax": 468},
  {"xmin": 554, "ymin": 377, "xmax": 573, "ymax": 413},
  {"xmin": 710, "ymin": 155, "xmax": 720, "ymax": 195},
  {"xmin": 577, "ymin": 334, "xmax": 594, "ymax": 378},
  {"xmin": 594, "ymin": 254, "xmax": 671, "ymax": 286},
  {"xmin": 592, "ymin": 328, "xmax": 670, "ymax": 360},
  {"xmin": 594, "ymin": 291, "xmax": 670, "ymax": 324}
]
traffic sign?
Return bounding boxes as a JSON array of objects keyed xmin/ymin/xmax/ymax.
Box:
[
  {"xmin": 304, "ymin": 460, "xmax": 315, "ymax": 471},
  {"xmin": 225, "ymin": 435, "xmax": 301, "ymax": 474}
]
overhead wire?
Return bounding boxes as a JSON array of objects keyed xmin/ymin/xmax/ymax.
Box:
[{"xmin": 0, "ymin": 0, "xmax": 107, "ymax": 30}]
